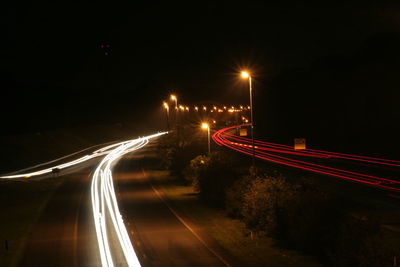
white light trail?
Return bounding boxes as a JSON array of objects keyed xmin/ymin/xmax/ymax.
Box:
[
  {"xmin": 91, "ymin": 132, "xmax": 166, "ymax": 267},
  {"xmin": 0, "ymin": 140, "xmax": 138, "ymax": 179},
  {"xmin": 0, "ymin": 131, "xmax": 167, "ymax": 266}
]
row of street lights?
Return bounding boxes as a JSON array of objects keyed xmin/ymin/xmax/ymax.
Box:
[
  {"xmin": 164, "ymin": 104, "xmax": 250, "ymax": 112},
  {"xmin": 162, "ymin": 71, "xmax": 255, "ymax": 164}
]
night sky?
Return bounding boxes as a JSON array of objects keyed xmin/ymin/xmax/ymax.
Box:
[{"xmin": 2, "ymin": 2, "xmax": 400, "ymax": 158}]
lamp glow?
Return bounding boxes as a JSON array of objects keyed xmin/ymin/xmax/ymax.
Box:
[
  {"xmin": 163, "ymin": 102, "xmax": 169, "ymax": 110},
  {"xmin": 241, "ymin": 71, "xmax": 250, "ymax": 79}
]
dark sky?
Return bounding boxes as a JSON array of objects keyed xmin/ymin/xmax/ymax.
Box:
[{"xmin": 2, "ymin": 2, "xmax": 400, "ymax": 157}]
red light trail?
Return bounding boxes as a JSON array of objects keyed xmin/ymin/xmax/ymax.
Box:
[{"xmin": 212, "ymin": 125, "xmax": 400, "ymax": 193}]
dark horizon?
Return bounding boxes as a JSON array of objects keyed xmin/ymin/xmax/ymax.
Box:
[{"xmin": 2, "ymin": 2, "xmax": 399, "ymax": 158}]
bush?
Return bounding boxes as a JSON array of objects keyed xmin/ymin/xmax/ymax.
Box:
[
  {"xmin": 225, "ymin": 174, "xmax": 253, "ymax": 218},
  {"xmin": 237, "ymin": 174, "xmax": 344, "ymax": 257},
  {"xmin": 184, "ymin": 154, "xmax": 208, "ymax": 189},
  {"xmin": 184, "ymin": 151, "xmax": 240, "ymax": 207},
  {"xmin": 157, "ymin": 133, "xmax": 178, "ymax": 169},
  {"xmin": 157, "ymin": 128, "xmax": 203, "ymax": 180},
  {"xmin": 236, "ymin": 172, "xmax": 396, "ymax": 266},
  {"xmin": 240, "ymin": 175, "xmax": 296, "ymax": 233}
]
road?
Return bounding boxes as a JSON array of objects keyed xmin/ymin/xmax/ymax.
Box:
[
  {"xmin": 18, "ymin": 136, "xmax": 229, "ymax": 266},
  {"xmin": 20, "ymin": 161, "xmax": 101, "ymax": 266},
  {"xmin": 112, "ymin": 142, "xmax": 229, "ymax": 266},
  {"xmin": 213, "ymin": 125, "xmax": 400, "ymax": 194}
]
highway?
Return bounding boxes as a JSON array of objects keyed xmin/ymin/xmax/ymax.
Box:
[
  {"xmin": 0, "ymin": 140, "xmax": 140, "ymax": 179},
  {"xmin": 6, "ymin": 124, "xmax": 398, "ymax": 266},
  {"xmin": 4, "ymin": 134, "xmax": 164, "ymax": 266},
  {"xmin": 6, "ymin": 132, "xmax": 231, "ymax": 266},
  {"xmin": 213, "ymin": 125, "xmax": 400, "ymax": 194},
  {"xmin": 111, "ymin": 142, "xmax": 230, "ymax": 266},
  {"xmin": 20, "ymin": 164, "xmax": 101, "ymax": 266}
]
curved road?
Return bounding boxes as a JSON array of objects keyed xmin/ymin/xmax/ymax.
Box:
[
  {"xmin": 20, "ymin": 160, "xmax": 101, "ymax": 266},
  {"xmin": 20, "ymin": 140, "xmax": 230, "ymax": 266},
  {"xmin": 113, "ymin": 142, "xmax": 229, "ymax": 266}
]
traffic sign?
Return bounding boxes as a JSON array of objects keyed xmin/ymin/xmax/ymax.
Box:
[
  {"xmin": 240, "ymin": 128, "xmax": 248, "ymax": 136},
  {"xmin": 294, "ymin": 138, "xmax": 306, "ymax": 150}
]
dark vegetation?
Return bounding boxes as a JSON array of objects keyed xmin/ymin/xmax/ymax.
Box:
[
  {"xmin": 158, "ymin": 129, "xmax": 400, "ymax": 266},
  {"xmin": 158, "ymin": 125, "xmax": 204, "ymax": 180}
]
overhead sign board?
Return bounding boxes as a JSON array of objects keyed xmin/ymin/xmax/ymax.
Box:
[{"xmin": 240, "ymin": 128, "xmax": 248, "ymax": 136}]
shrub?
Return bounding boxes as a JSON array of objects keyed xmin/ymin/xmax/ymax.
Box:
[
  {"xmin": 157, "ymin": 129, "xmax": 203, "ymax": 179},
  {"xmin": 184, "ymin": 151, "xmax": 240, "ymax": 207},
  {"xmin": 239, "ymin": 174, "xmax": 345, "ymax": 258},
  {"xmin": 240, "ymin": 175, "xmax": 296, "ymax": 233},
  {"xmin": 225, "ymin": 174, "xmax": 254, "ymax": 218},
  {"xmin": 184, "ymin": 154, "xmax": 208, "ymax": 189}
]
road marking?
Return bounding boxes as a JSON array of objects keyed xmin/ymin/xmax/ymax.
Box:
[{"xmin": 148, "ymin": 178, "xmax": 231, "ymax": 267}]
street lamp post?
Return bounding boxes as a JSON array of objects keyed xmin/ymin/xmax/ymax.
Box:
[
  {"xmin": 163, "ymin": 101, "xmax": 170, "ymax": 131},
  {"xmin": 170, "ymin": 94, "xmax": 178, "ymax": 128},
  {"xmin": 201, "ymin": 122, "xmax": 211, "ymax": 154},
  {"xmin": 241, "ymin": 71, "xmax": 255, "ymax": 166},
  {"xmin": 170, "ymin": 94, "xmax": 178, "ymax": 110}
]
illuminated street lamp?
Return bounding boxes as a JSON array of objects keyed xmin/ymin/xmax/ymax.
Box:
[
  {"xmin": 163, "ymin": 101, "xmax": 170, "ymax": 130},
  {"xmin": 241, "ymin": 71, "xmax": 255, "ymax": 166},
  {"xmin": 170, "ymin": 94, "xmax": 179, "ymax": 128},
  {"xmin": 170, "ymin": 94, "xmax": 178, "ymax": 110},
  {"xmin": 201, "ymin": 122, "xmax": 211, "ymax": 154}
]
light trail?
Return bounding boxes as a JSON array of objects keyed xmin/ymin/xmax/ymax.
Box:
[
  {"xmin": 0, "ymin": 131, "xmax": 167, "ymax": 266},
  {"xmin": 91, "ymin": 132, "xmax": 166, "ymax": 267},
  {"xmin": 213, "ymin": 125, "xmax": 400, "ymax": 192},
  {"xmin": 220, "ymin": 126, "xmax": 400, "ymax": 167},
  {"xmin": 0, "ymin": 140, "xmax": 136, "ymax": 179}
]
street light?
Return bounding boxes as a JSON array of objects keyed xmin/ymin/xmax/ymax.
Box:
[
  {"xmin": 170, "ymin": 94, "xmax": 179, "ymax": 128},
  {"xmin": 163, "ymin": 101, "xmax": 170, "ymax": 130},
  {"xmin": 241, "ymin": 71, "xmax": 255, "ymax": 166},
  {"xmin": 170, "ymin": 94, "xmax": 178, "ymax": 110},
  {"xmin": 201, "ymin": 122, "xmax": 211, "ymax": 154}
]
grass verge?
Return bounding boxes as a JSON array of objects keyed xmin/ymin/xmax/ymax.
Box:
[{"xmin": 149, "ymin": 169, "xmax": 322, "ymax": 267}]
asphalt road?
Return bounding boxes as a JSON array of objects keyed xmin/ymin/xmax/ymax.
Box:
[
  {"xmin": 19, "ymin": 140, "xmax": 229, "ymax": 267},
  {"xmin": 113, "ymin": 142, "xmax": 229, "ymax": 266},
  {"xmin": 20, "ymin": 160, "xmax": 101, "ymax": 267}
]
